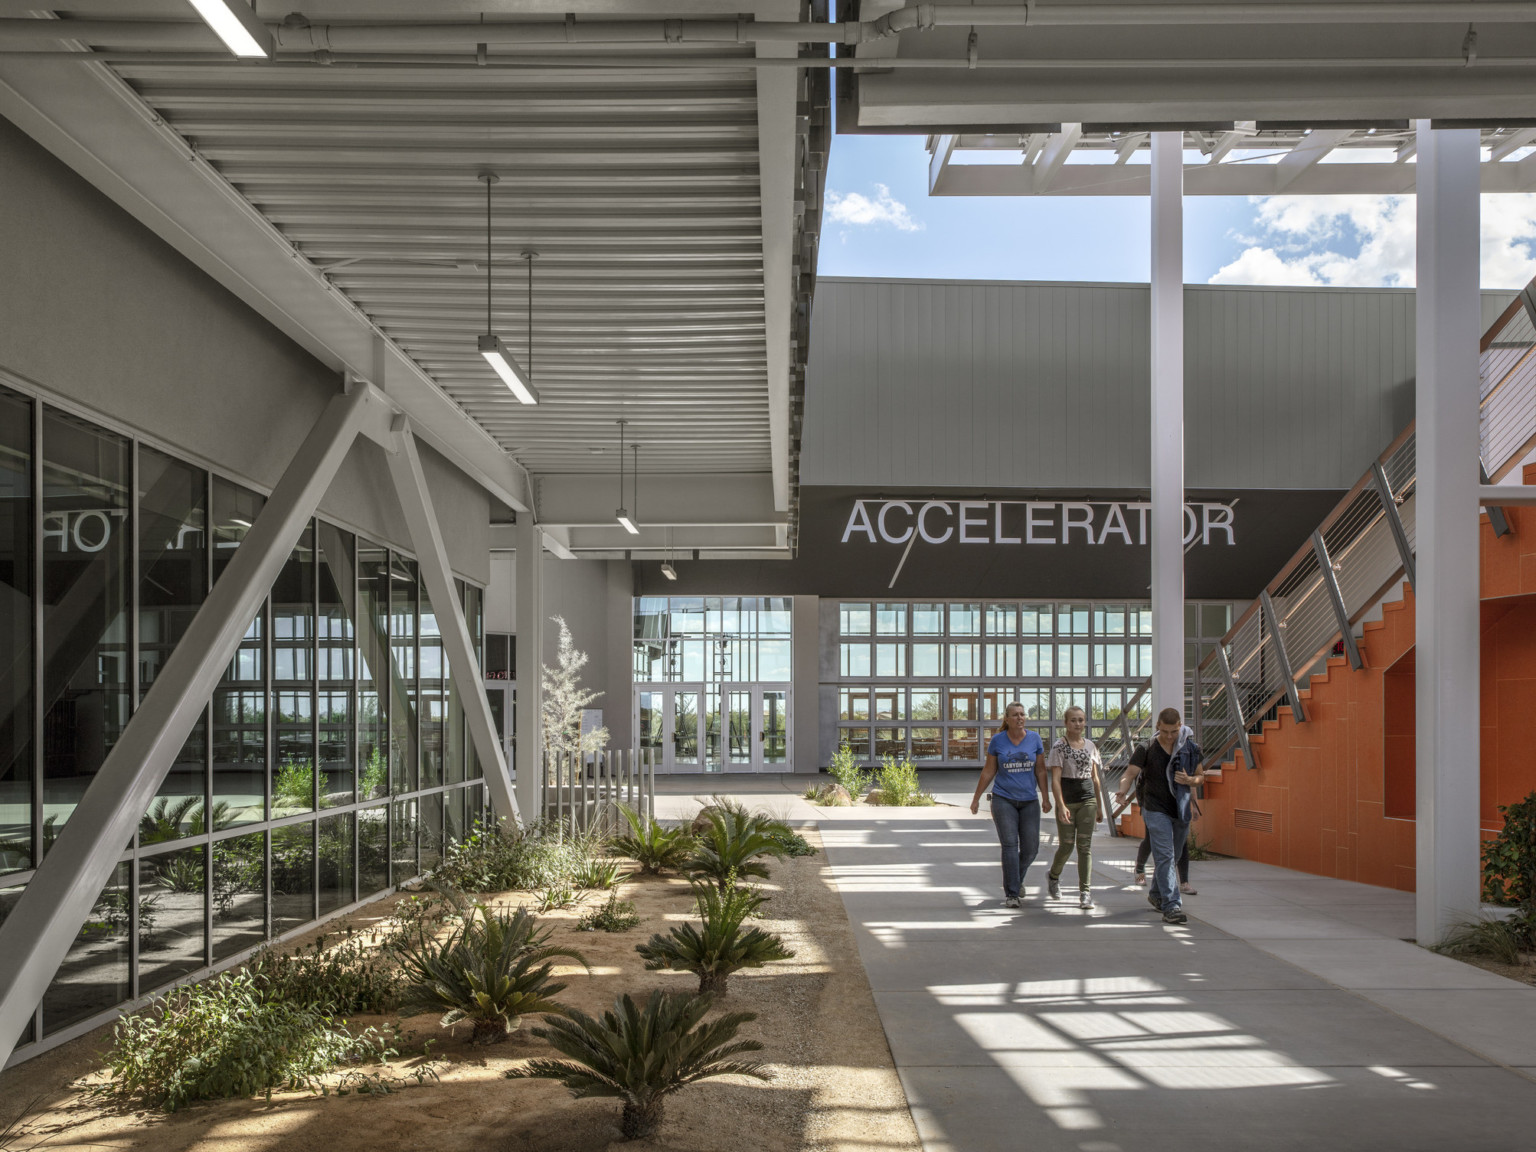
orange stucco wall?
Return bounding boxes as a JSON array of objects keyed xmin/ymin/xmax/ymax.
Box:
[{"xmin": 1190, "ymin": 498, "xmax": 1536, "ymax": 892}]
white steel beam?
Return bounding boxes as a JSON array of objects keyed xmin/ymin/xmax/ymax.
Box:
[
  {"xmin": 756, "ymin": 20, "xmax": 797, "ymax": 514},
  {"xmin": 1033, "ymin": 124, "xmax": 1084, "ymax": 193},
  {"xmin": 1489, "ymin": 128, "xmax": 1536, "ymax": 162},
  {"xmin": 1149, "ymin": 132, "xmax": 1186, "ymax": 719},
  {"xmin": 1274, "ymin": 128, "xmax": 1354, "ymax": 190},
  {"xmin": 514, "ymin": 516, "xmax": 545, "ymax": 819},
  {"xmin": 1415, "ymin": 123, "xmax": 1483, "ymax": 947},
  {"xmin": 929, "ymin": 132, "xmax": 959, "ymax": 194},
  {"xmin": 1114, "ymin": 132, "xmax": 1148, "ymax": 164},
  {"xmin": 387, "ymin": 425, "xmax": 521, "ymax": 825},
  {"xmin": 0, "ymin": 383, "xmax": 385, "ymax": 1070}
]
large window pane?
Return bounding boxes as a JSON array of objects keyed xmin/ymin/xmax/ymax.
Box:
[
  {"xmin": 271, "ymin": 822, "xmax": 314, "ymax": 936},
  {"xmin": 390, "ymin": 556, "xmax": 418, "ymax": 794},
  {"xmin": 463, "ymin": 584, "xmax": 483, "ymax": 780},
  {"xmin": 760, "ymin": 597, "xmax": 791, "ymax": 635},
  {"xmin": 911, "ymin": 728, "xmax": 942, "ymax": 760},
  {"xmin": 985, "ymin": 642, "xmax": 1017, "ymax": 678},
  {"xmin": 138, "ymin": 845, "xmax": 207, "ymax": 993},
  {"xmin": 419, "ymin": 577, "xmax": 443, "ymax": 788},
  {"xmin": 41, "ymin": 408, "xmax": 131, "ymax": 843},
  {"xmin": 358, "ymin": 804, "xmax": 389, "ymax": 895},
  {"xmin": 985, "ymin": 604, "xmax": 1017, "ymax": 636},
  {"xmin": 912, "ymin": 643, "xmax": 941, "ymax": 678},
  {"xmin": 357, "ymin": 540, "xmax": 389, "ymax": 800},
  {"xmin": 911, "ymin": 603, "xmax": 943, "ymax": 636},
  {"xmin": 318, "ymin": 811, "xmax": 354, "ymax": 916},
  {"xmin": 840, "ymin": 687, "xmax": 869, "ymax": 722},
  {"xmin": 875, "ymin": 727, "xmax": 907, "ymax": 758},
  {"xmin": 949, "ymin": 643, "xmax": 979, "ymax": 677},
  {"xmin": 910, "ymin": 687, "xmax": 940, "ymax": 721},
  {"xmin": 948, "ymin": 728, "xmax": 981, "ymax": 760},
  {"xmin": 1020, "ymin": 604, "xmax": 1052, "ymax": 636},
  {"xmin": 211, "ymin": 830, "xmax": 265, "ymax": 962},
  {"xmin": 0, "ymin": 886, "xmax": 34, "ymax": 1047},
  {"xmin": 840, "ymin": 602, "xmax": 871, "ymax": 636},
  {"xmin": 949, "ymin": 603, "xmax": 981, "ymax": 636},
  {"xmin": 0, "ymin": 386, "xmax": 32, "ymax": 875},
  {"xmin": 391, "ymin": 797, "xmax": 418, "ymax": 884},
  {"xmin": 840, "ymin": 727, "xmax": 870, "ymax": 759},
  {"xmin": 875, "ymin": 603, "xmax": 907, "ymax": 636},
  {"xmin": 273, "ymin": 525, "xmax": 315, "ymax": 816},
  {"xmin": 875, "ymin": 643, "xmax": 906, "ymax": 677},
  {"xmin": 758, "ymin": 639, "xmax": 790, "ymax": 681},
  {"xmin": 211, "ymin": 480, "xmax": 266, "ymax": 826},
  {"xmin": 316, "ymin": 522, "xmax": 356, "ymax": 808},
  {"xmin": 138, "ymin": 449, "xmax": 211, "ymax": 844},
  {"xmin": 419, "ymin": 791, "xmax": 443, "ymax": 872},
  {"xmin": 45, "ymin": 862, "xmax": 131, "ymax": 1035},
  {"xmin": 840, "ymin": 643, "xmax": 870, "ymax": 677}
]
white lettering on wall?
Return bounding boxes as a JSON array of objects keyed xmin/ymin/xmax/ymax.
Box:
[{"xmin": 840, "ymin": 499, "xmax": 1239, "ymax": 548}]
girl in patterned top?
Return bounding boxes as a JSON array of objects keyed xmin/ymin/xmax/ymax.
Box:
[{"xmin": 1045, "ymin": 705, "xmax": 1108, "ymax": 909}]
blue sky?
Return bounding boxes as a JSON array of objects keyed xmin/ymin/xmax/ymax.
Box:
[{"xmin": 817, "ymin": 134, "xmax": 1536, "ymax": 289}]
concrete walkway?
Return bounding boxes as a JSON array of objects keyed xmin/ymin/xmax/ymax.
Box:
[{"xmin": 658, "ymin": 774, "xmax": 1536, "ymax": 1152}]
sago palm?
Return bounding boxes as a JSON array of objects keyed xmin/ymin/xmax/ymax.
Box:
[
  {"xmin": 507, "ymin": 990, "xmax": 769, "ymax": 1140},
  {"xmin": 683, "ymin": 807, "xmax": 789, "ymax": 891},
  {"xmin": 394, "ymin": 903, "xmax": 588, "ymax": 1044},
  {"xmin": 612, "ymin": 804, "xmax": 693, "ymax": 875},
  {"xmin": 635, "ymin": 879, "xmax": 794, "ymax": 995}
]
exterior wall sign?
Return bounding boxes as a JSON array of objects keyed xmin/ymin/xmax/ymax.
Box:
[{"xmin": 840, "ymin": 499, "xmax": 1236, "ymax": 548}]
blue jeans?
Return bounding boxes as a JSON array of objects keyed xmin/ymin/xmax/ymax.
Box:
[
  {"xmin": 990, "ymin": 795, "xmax": 1041, "ymax": 899},
  {"xmin": 1143, "ymin": 810, "xmax": 1190, "ymax": 912}
]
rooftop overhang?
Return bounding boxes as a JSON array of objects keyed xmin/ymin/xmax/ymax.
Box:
[{"xmin": 0, "ymin": 1, "xmax": 831, "ymax": 557}]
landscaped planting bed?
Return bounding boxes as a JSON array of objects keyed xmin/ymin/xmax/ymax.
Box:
[{"xmin": 0, "ymin": 819, "xmax": 920, "ymax": 1152}]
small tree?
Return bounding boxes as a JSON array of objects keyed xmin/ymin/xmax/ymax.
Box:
[{"xmin": 542, "ymin": 615, "xmax": 609, "ymax": 757}]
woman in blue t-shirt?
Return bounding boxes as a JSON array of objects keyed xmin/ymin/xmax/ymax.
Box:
[{"xmin": 969, "ymin": 701, "xmax": 1050, "ymax": 908}]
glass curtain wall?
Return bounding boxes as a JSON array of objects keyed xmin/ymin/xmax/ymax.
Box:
[
  {"xmin": 832, "ymin": 599, "xmax": 1237, "ymax": 767},
  {"xmin": 0, "ymin": 388, "xmax": 489, "ymax": 1055}
]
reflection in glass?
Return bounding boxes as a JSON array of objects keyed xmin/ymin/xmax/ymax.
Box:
[
  {"xmin": 419, "ymin": 791, "xmax": 443, "ymax": 872},
  {"xmin": 316, "ymin": 522, "xmax": 355, "ymax": 808},
  {"xmin": 211, "ymin": 831, "xmax": 265, "ymax": 962},
  {"xmin": 875, "ymin": 728, "xmax": 906, "ymax": 758},
  {"xmin": 271, "ymin": 822, "xmax": 314, "ymax": 936},
  {"xmin": 273, "ymin": 525, "xmax": 315, "ymax": 815},
  {"xmin": 444, "ymin": 786, "xmax": 466, "ymax": 847},
  {"xmin": 912, "ymin": 643, "xmax": 941, "ymax": 678},
  {"xmin": 391, "ymin": 798, "xmax": 417, "ymax": 885},
  {"xmin": 211, "ymin": 480, "xmax": 266, "ymax": 826},
  {"xmin": 875, "ymin": 644, "xmax": 906, "ymax": 677},
  {"xmin": 726, "ymin": 690, "xmax": 751, "ymax": 763},
  {"xmin": 912, "ymin": 603, "xmax": 943, "ymax": 636},
  {"xmin": 419, "ymin": 579, "xmax": 443, "ymax": 788},
  {"xmin": 910, "ymin": 688, "xmax": 940, "ymax": 721},
  {"xmin": 44, "ymin": 861, "xmax": 130, "ymax": 1035},
  {"xmin": 841, "ymin": 728, "xmax": 870, "ymax": 759},
  {"xmin": 357, "ymin": 541, "xmax": 390, "ymax": 801},
  {"xmin": 911, "ymin": 728, "xmax": 942, "ymax": 759},
  {"xmin": 760, "ymin": 691, "xmax": 787, "ymax": 764},
  {"xmin": 390, "ymin": 556, "xmax": 418, "ymax": 794},
  {"xmin": 358, "ymin": 804, "xmax": 389, "ymax": 896},
  {"xmin": 839, "ymin": 687, "xmax": 870, "ymax": 722},
  {"xmin": 41, "ymin": 408, "xmax": 131, "ymax": 843},
  {"xmin": 839, "ymin": 602, "xmax": 871, "ymax": 636},
  {"xmin": 0, "ymin": 386, "xmax": 32, "ymax": 875},
  {"xmin": 0, "ymin": 886, "xmax": 34, "ymax": 1047},
  {"xmin": 318, "ymin": 812, "xmax": 354, "ymax": 916},
  {"xmin": 138, "ymin": 845, "xmax": 207, "ymax": 993},
  {"xmin": 463, "ymin": 584, "xmax": 483, "ymax": 780},
  {"xmin": 948, "ymin": 728, "xmax": 981, "ymax": 760}
]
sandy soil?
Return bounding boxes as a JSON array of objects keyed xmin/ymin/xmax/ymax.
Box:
[
  {"xmin": 0, "ymin": 827, "xmax": 920, "ymax": 1152},
  {"xmin": 1447, "ymin": 951, "xmax": 1536, "ymax": 987}
]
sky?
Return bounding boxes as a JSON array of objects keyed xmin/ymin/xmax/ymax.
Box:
[{"xmin": 817, "ymin": 134, "xmax": 1536, "ymax": 289}]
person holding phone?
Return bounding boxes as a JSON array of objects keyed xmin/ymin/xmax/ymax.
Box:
[{"xmin": 970, "ymin": 701, "xmax": 1049, "ymax": 909}]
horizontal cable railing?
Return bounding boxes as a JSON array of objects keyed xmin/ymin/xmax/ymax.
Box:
[{"xmin": 1197, "ymin": 278, "xmax": 1536, "ymax": 770}]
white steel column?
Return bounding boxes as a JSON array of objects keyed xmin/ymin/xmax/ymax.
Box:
[
  {"xmin": 387, "ymin": 426, "xmax": 520, "ymax": 826},
  {"xmin": 1414, "ymin": 123, "xmax": 1483, "ymax": 945},
  {"xmin": 0, "ymin": 385, "xmax": 385, "ymax": 1069},
  {"xmin": 1149, "ymin": 132, "xmax": 1186, "ymax": 717},
  {"xmin": 514, "ymin": 516, "xmax": 545, "ymax": 819}
]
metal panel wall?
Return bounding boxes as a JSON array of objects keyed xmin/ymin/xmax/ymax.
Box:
[{"xmin": 804, "ymin": 277, "xmax": 1515, "ymax": 492}]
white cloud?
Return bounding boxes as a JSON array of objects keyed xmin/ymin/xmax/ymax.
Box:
[
  {"xmin": 1208, "ymin": 194, "xmax": 1536, "ymax": 289},
  {"xmin": 825, "ymin": 183, "xmax": 923, "ymax": 232}
]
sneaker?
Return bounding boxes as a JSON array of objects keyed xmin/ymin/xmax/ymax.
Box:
[
  {"xmin": 1004, "ymin": 896, "xmax": 1021, "ymax": 909},
  {"xmin": 1135, "ymin": 871, "xmax": 1147, "ymax": 887},
  {"xmin": 1048, "ymin": 875, "xmax": 1061, "ymax": 899},
  {"xmin": 1163, "ymin": 906, "xmax": 1188, "ymax": 925},
  {"xmin": 1180, "ymin": 881, "xmax": 1198, "ymax": 896},
  {"xmin": 1147, "ymin": 889, "xmax": 1164, "ymax": 913},
  {"xmin": 1079, "ymin": 890, "xmax": 1094, "ymax": 910}
]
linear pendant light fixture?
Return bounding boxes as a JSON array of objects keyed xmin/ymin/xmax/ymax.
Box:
[
  {"xmin": 187, "ymin": 0, "xmax": 272, "ymax": 57},
  {"xmin": 476, "ymin": 170, "xmax": 539, "ymax": 405},
  {"xmin": 616, "ymin": 419, "xmax": 639, "ymax": 534}
]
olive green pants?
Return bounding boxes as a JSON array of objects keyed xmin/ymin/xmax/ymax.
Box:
[{"xmin": 1048, "ymin": 798, "xmax": 1097, "ymax": 890}]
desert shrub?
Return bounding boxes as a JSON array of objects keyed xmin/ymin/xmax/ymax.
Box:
[
  {"xmin": 534, "ymin": 885, "xmax": 578, "ymax": 912},
  {"xmin": 140, "ymin": 797, "xmax": 233, "ymax": 845},
  {"xmin": 576, "ymin": 893, "xmax": 642, "ymax": 933},
  {"xmin": 867, "ymin": 755, "xmax": 934, "ymax": 807},
  {"xmin": 507, "ymin": 990, "xmax": 769, "ymax": 1140},
  {"xmin": 763, "ymin": 827, "xmax": 814, "ymax": 857},
  {"xmin": 827, "ymin": 742, "xmax": 868, "ymax": 800},
  {"xmin": 248, "ymin": 929, "xmax": 403, "ymax": 1015},
  {"xmin": 636, "ymin": 878, "xmax": 794, "ymax": 995},
  {"xmin": 1436, "ymin": 917, "xmax": 1527, "ymax": 965},
  {"xmin": 433, "ymin": 820, "xmax": 592, "ymax": 893},
  {"xmin": 801, "ymin": 785, "xmax": 819, "ymax": 800},
  {"xmin": 96, "ymin": 971, "xmax": 392, "ymax": 1111},
  {"xmin": 684, "ymin": 807, "xmax": 790, "ymax": 892},
  {"xmin": 573, "ymin": 857, "xmax": 621, "ymax": 890},
  {"xmin": 394, "ymin": 903, "xmax": 587, "ymax": 1044},
  {"xmin": 612, "ymin": 804, "xmax": 694, "ymax": 874},
  {"xmin": 1482, "ymin": 791, "xmax": 1536, "ymax": 907}
]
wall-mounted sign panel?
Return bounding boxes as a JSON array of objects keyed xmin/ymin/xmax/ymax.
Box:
[{"xmin": 637, "ymin": 486, "xmax": 1347, "ymax": 599}]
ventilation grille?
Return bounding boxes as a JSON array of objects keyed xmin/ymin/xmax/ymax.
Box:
[{"xmin": 1234, "ymin": 808, "xmax": 1275, "ymax": 833}]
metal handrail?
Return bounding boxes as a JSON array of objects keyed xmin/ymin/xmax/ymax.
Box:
[{"xmin": 1194, "ymin": 276, "xmax": 1536, "ymax": 771}]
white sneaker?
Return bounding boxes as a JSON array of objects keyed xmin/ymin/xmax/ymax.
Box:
[
  {"xmin": 1079, "ymin": 890, "xmax": 1094, "ymax": 910},
  {"xmin": 1004, "ymin": 896, "xmax": 1021, "ymax": 908}
]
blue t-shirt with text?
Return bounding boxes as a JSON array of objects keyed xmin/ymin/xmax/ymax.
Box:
[{"xmin": 987, "ymin": 729, "xmax": 1044, "ymax": 802}]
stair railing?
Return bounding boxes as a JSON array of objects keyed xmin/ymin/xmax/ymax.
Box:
[{"xmin": 1194, "ymin": 277, "xmax": 1536, "ymax": 771}]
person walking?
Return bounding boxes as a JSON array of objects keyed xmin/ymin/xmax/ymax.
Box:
[
  {"xmin": 1114, "ymin": 707, "xmax": 1203, "ymax": 925},
  {"xmin": 970, "ymin": 701, "xmax": 1049, "ymax": 908},
  {"xmin": 1045, "ymin": 705, "xmax": 1107, "ymax": 909}
]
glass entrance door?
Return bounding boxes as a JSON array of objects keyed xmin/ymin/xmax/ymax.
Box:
[
  {"xmin": 757, "ymin": 686, "xmax": 789, "ymax": 766},
  {"xmin": 636, "ymin": 685, "xmax": 705, "ymax": 773}
]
